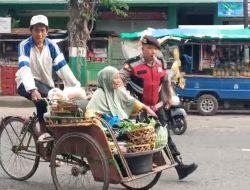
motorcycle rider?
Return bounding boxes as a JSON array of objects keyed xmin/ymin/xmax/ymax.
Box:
[{"xmin": 120, "ymin": 35, "xmax": 198, "ymax": 180}]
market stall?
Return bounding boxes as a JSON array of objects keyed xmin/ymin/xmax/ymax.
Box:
[{"xmin": 120, "ymin": 27, "xmax": 250, "ymax": 115}]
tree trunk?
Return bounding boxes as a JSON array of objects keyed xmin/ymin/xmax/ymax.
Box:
[{"xmin": 67, "ymin": 0, "xmax": 94, "ymax": 86}]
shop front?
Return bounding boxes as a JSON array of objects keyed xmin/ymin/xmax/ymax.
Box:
[{"xmin": 120, "ymin": 27, "xmax": 250, "ymax": 115}]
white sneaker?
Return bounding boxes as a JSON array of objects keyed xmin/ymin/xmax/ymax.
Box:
[{"xmin": 37, "ymin": 133, "xmax": 53, "ymax": 143}]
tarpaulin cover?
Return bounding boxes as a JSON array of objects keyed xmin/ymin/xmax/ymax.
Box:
[{"xmin": 120, "ymin": 28, "xmax": 250, "ymax": 41}]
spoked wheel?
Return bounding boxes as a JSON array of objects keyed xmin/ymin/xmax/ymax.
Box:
[
  {"xmin": 171, "ymin": 116, "xmax": 187, "ymax": 135},
  {"xmin": 51, "ymin": 132, "xmax": 109, "ymax": 190},
  {"xmin": 0, "ymin": 117, "xmax": 40, "ymax": 180},
  {"xmin": 121, "ymin": 172, "xmax": 162, "ymax": 190}
]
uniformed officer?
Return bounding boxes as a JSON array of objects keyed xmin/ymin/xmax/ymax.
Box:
[{"xmin": 120, "ymin": 35, "xmax": 198, "ymax": 180}]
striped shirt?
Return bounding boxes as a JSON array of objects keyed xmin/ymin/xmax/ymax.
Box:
[{"xmin": 16, "ymin": 36, "xmax": 80, "ymax": 92}]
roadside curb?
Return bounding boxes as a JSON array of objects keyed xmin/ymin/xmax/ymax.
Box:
[{"xmin": 0, "ymin": 96, "xmax": 34, "ymax": 108}]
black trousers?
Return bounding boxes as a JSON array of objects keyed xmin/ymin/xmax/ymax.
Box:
[
  {"xmin": 156, "ymin": 106, "xmax": 180, "ymax": 157},
  {"xmin": 17, "ymin": 80, "xmax": 52, "ymax": 123}
]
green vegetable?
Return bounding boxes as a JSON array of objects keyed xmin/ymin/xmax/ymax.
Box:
[{"xmin": 119, "ymin": 119, "xmax": 155, "ymax": 135}]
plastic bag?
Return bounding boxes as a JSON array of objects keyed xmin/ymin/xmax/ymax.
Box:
[
  {"xmin": 155, "ymin": 126, "xmax": 168, "ymax": 148},
  {"xmin": 63, "ymin": 87, "xmax": 86, "ymax": 100},
  {"xmin": 48, "ymin": 88, "xmax": 66, "ymax": 100},
  {"xmin": 102, "ymin": 113, "xmax": 120, "ymax": 127}
]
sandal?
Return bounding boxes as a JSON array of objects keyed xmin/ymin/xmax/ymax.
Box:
[{"xmin": 37, "ymin": 133, "xmax": 54, "ymax": 143}]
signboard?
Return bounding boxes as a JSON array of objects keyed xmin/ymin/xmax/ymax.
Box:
[
  {"xmin": 0, "ymin": 17, "xmax": 11, "ymax": 33},
  {"xmin": 218, "ymin": 1, "xmax": 244, "ymax": 17}
]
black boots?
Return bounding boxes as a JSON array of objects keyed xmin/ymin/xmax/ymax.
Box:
[
  {"xmin": 175, "ymin": 162, "xmax": 198, "ymax": 180},
  {"xmin": 162, "ymin": 134, "xmax": 198, "ymax": 180},
  {"xmin": 174, "ymin": 156, "xmax": 198, "ymax": 180}
]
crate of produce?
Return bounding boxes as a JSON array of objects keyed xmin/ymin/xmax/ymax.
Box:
[
  {"xmin": 1, "ymin": 86, "xmax": 15, "ymax": 95},
  {"xmin": 127, "ymin": 125, "xmax": 156, "ymax": 145},
  {"xmin": 44, "ymin": 99, "xmax": 84, "ymax": 126},
  {"xmin": 50, "ymin": 100, "xmax": 80, "ymax": 115},
  {"xmin": 0, "ymin": 66, "xmax": 13, "ymax": 75}
]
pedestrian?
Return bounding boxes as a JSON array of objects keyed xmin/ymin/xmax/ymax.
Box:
[
  {"xmin": 120, "ymin": 35, "xmax": 198, "ymax": 180},
  {"xmin": 16, "ymin": 15, "xmax": 81, "ymax": 142}
]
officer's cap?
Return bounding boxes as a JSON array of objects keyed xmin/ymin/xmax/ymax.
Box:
[{"xmin": 141, "ymin": 35, "xmax": 161, "ymax": 49}]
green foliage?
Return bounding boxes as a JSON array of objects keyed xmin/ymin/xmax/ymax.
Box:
[
  {"xmin": 11, "ymin": 18, "xmax": 20, "ymax": 28},
  {"xmin": 118, "ymin": 118, "xmax": 156, "ymax": 134},
  {"xmin": 67, "ymin": 0, "xmax": 128, "ymax": 47},
  {"xmin": 100, "ymin": 0, "xmax": 129, "ymax": 17}
]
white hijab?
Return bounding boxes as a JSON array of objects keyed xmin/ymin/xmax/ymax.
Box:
[{"xmin": 86, "ymin": 66, "xmax": 136, "ymax": 119}]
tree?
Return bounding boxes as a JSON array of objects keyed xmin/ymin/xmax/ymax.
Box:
[{"xmin": 67, "ymin": 0, "xmax": 128, "ymax": 85}]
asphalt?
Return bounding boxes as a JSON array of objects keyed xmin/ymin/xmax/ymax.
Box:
[{"xmin": 0, "ymin": 96, "xmax": 34, "ymax": 108}]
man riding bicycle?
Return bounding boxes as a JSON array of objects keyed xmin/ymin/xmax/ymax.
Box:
[{"xmin": 16, "ymin": 15, "xmax": 81, "ymax": 142}]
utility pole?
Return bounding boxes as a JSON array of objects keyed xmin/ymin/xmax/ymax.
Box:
[
  {"xmin": 244, "ymin": 0, "xmax": 248, "ymax": 28},
  {"xmin": 243, "ymin": 0, "xmax": 249, "ymax": 64}
]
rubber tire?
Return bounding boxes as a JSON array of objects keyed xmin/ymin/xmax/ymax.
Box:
[
  {"xmin": 121, "ymin": 172, "xmax": 162, "ymax": 190},
  {"xmin": 0, "ymin": 117, "xmax": 40, "ymax": 181},
  {"xmin": 197, "ymin": 94, "xmax": 218, "ymax": 116},
  {"xmin": 50, "ymin": 132, "xmax": 109, "ymax": 190},
  {"xmin": 171, "ymin": 115, "xmax": 187, "ymax": 135}
]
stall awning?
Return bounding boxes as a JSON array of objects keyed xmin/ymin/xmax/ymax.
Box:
[
  {"xmin": 121, "ymin": 0, "xmax": 217, "ymax": 3},
  {"xmin": 0, "ymin": 0, "xmax": 67, "ymax": 4},
  {"xmin": 120, "ymin": 28, "xmax": 250, "ymax": 42}
]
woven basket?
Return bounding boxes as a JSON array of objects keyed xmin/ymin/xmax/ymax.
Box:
[
  {"xmin": 51, "ymin": 100, "xmax": 79, "ymax": 113},
  {"xmin": 127, "ymin": 126, "xmax": 156, "ymax": 145},
  {"xmin": 46, "ymin": 116, "xmax": 85, "ymax": 125},
  {"xmin": 126, "ymin": 144, "xmax": 151, "ymax": 153}
]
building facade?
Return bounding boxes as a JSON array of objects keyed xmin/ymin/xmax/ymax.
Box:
[{"xmin": 1, "ymin": 0, "xmax": 247, "ymax": 34}]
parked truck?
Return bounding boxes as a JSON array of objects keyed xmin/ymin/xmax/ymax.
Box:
[{"xmin": 176, "ymin": 75, "xmax": 250, "ymax": 115}]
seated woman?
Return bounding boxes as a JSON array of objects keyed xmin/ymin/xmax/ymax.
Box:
[{"xmin": 85, "ymin": 66, "xmax": 157, "ymax": 120}]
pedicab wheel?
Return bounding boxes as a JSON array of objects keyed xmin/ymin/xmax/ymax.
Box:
[
  {"xmin": 121, "ymin": 172, "xmax": 162, "ymax": 190},
  {"xmin": 0, "ymin": 117, "xmax": 40, "ymax": 180},
  {"xmin": 50, "ymin": 132, "xmax": 109, "ymax": 190}
]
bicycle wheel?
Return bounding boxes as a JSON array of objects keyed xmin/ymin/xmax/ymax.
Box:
[
  {"xmin": 0, "ymin": 117, "xmax": 40, "ymax": 180},
  {"xmin": 121, "ymin": 172, "xmax": 162, "ymax": 190},
  {"xmin": 51, "ymin": 132, "xmax": 109, "ymax": 190}
]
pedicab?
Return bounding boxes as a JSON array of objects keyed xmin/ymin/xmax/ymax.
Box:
[{"xmin": 0, "ymin": 98, "xmax": 176, "ymax": 190}]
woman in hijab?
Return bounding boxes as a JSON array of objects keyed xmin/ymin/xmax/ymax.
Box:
[{"xmin": 85, "ymin": 66, "xmax": 156, "ymax": 119}]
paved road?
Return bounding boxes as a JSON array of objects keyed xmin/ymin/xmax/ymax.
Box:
[{"xmin": 0, "ymin": 107, "xmax": 250, "ymax": 190}]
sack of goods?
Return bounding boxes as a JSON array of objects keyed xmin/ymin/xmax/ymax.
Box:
[{"xmin": 155, "ymin": 126, "xmax": 168, "ymax": 148}]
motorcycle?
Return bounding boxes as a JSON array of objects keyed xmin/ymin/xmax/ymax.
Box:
[{"xmin": 162, "ymin": 89, "xmax": 188, "ymax": 135}]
